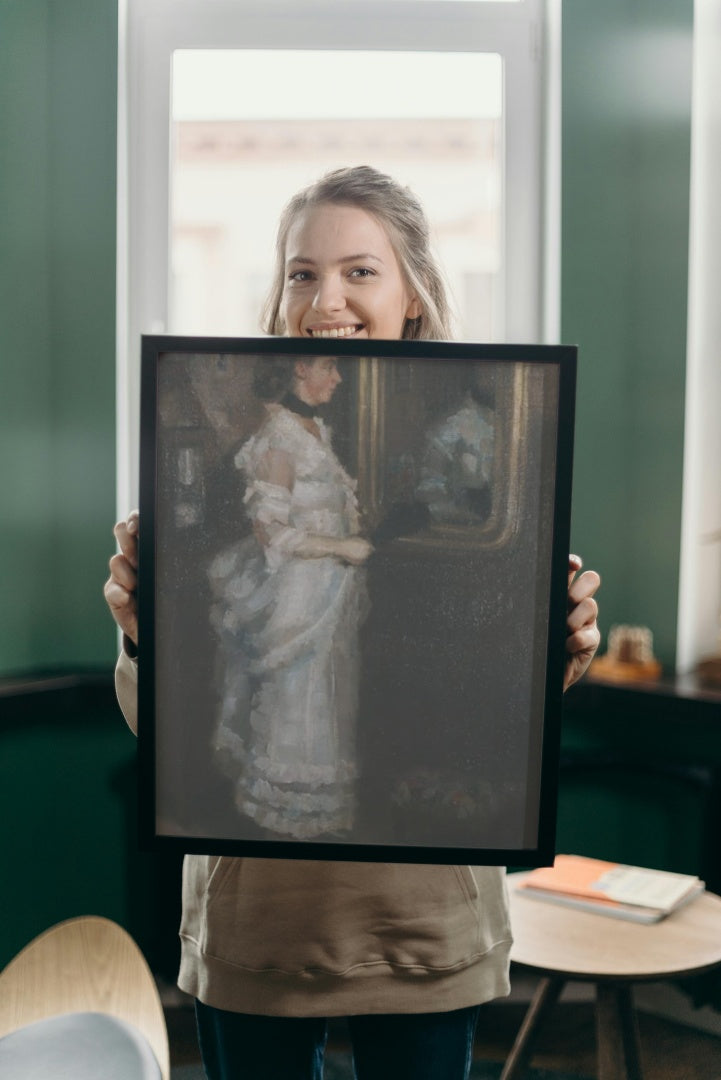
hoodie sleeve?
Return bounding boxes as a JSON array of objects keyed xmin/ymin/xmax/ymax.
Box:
[{"xmin": 115, "ymin": 646, "xmax": 139, "ymax": 736}]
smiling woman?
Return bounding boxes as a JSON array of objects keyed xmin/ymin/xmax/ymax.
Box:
[
  {"xmin": 108, "ymin": 158, "xmax": 598, "ymax": 1080},
  {"xmin": 282, "ymin": 205, "xmax": 421, "ymax": 340},
  {"xmin": 263, "ymin": 167, "xmax": 451, "ymax": 341}
]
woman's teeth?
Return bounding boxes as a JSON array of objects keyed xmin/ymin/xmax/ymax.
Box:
[{"xmin": 310, "ymin": 325, "xmax": 360, "ymax": 338}]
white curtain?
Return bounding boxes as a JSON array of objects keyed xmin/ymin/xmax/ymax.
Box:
[{"xmin": 677, "ymin": 0, "xmax": 721, "ymax": 671}]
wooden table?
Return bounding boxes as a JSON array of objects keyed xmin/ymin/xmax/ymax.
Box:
[{"xmin": 503, "ymin": 873, "xmax": 721, "ymax": 1080}]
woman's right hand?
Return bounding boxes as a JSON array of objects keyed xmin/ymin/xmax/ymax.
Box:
[
  {"xmin": 294, "ymin": 533, "xmax": 374, "ymax": 564},
  {"xmin": 338, "ymin": 537, "xmax": 374, "ymax": 565},
  {"xmin": 103, "ymin": 510, "xmax": 139, "ymax": 646}
]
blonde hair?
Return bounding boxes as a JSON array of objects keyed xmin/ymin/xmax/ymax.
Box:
[{"xmin": 262, "ymin": 166, "xmax": 453, "ymax": 341}]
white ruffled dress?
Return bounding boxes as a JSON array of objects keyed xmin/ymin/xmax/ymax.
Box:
[{"xmin": 208, "ymin": 406, "xmax": 368, "ymax": 840}]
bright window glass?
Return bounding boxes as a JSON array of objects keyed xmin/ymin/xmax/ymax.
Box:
[
  {"xmin": 119, "ymin": 0, "xmax": 551, "ymax": 511},
  {"xmin": 170, "ymin": 50, "xmax": 504, "ymax": 341}
]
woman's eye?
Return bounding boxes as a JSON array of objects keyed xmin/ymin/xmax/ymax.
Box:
[
  {"xmin": 349, "ymin": 267, "xmax": 375, "ymax": 279},
  {"xmin": 288, "ymin": 270, "xmax": 313, "ymax": 283}
]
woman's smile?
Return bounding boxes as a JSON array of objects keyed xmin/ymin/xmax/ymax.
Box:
[{"xmin": 307, "ymin": 323, "xmax": 364, "ymax": 339}]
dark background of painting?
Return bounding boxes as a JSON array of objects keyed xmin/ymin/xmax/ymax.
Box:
[{"xmin": 352, "ymin": 360, "xmax": 559, "ymax": 850}]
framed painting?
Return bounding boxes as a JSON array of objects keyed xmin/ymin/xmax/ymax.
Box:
[{"xmin": 137, "ymin": 335, "xmax": 576, "ymax": 865}]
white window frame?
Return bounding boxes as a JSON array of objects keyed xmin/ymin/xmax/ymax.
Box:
[
  {"xmin": 676, "ymin": 0, "xmax": 721, "ymax": 674},
  {"xmin": 116, "ymin": 0, "xmax": 559, "ymax": 511}
]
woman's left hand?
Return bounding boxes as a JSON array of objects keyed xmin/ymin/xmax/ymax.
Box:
[{"xmin": 564, "ymin": 554, "xmax": 601, "ymax": 691}]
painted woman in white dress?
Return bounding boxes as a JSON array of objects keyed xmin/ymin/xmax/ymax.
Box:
[{"xmin": 207, "ymin": 354, "xmax": 373, "ymax": 840}]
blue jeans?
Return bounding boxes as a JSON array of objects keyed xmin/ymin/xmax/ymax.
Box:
[{"xmin": 195, "ymin": 1000, "xmax": 481, "ymax": 1080}]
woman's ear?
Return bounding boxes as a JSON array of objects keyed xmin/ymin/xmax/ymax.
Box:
[
  {"xmin": 406, "ymin": 296, "xmax": 422, "ymax": 320},
  {"xmin": 294, "ymin": 360, "xmax": 308, "ymax": 381}
]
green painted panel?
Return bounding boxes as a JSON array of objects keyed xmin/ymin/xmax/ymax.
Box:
[
  {"xmin": 0, "ymin": 684, "xmax": 184, "ymax": 977},
  {"xmin": 0, "ymin": 2, "xmax": 54, "ymax": 670},
  {"xmin": 559, "ymin": 686, "xmax": 721, "ymax": 885},
  {"xmin": 562, "ymin": 0, "xmax": 693, "ymax": 668},
  {"xmin": 0, "ymin": 0, "xmax": 118, "ymax": 674},
  {"xmin": 0, "ymin": 689, "xmax": 133, "ymax": 967},
  {"xmin": 47, "ymin": 0, "xmax": 118, "ymax": 667}
]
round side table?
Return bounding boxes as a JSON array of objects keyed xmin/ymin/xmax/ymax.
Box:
[{"xmin": 503, "ymin": 872, "xmax": 721, "ymax": 1080}]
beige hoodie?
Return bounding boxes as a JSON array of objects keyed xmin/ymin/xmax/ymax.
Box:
[{"xmin": 116, "ymin": 651, "xmax": 512, "ymax": 1016}]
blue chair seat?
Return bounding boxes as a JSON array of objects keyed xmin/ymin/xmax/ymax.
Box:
[{"xmin": 0, "ymin": 1011, "xmax": 162, "ymax": 1079}]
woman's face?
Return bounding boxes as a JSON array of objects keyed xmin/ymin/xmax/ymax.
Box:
[
  {"xmin": 281, "ymin": 203, "xmax": 421, "ymax": 341},
  {"xmin": 293, "ymin": 356, "xmax": 342, "ymax": 407}
]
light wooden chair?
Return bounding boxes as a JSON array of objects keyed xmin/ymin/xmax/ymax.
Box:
[{"xmin": 0, "ymin": 915, "xmax": 170, "ymax": 1079}]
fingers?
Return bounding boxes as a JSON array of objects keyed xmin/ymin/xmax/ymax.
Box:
[
  {"xmin": 568, "ymin": 567, "xmax": 601, "ymax": 610},
  {"xmin": 566, "ymin": 590, "xmax": 599, "ymax": 636},
  {"xmin": 113, "ymin": 510, "xmax": 139, "ymax": 568},
  {"xmin": 564, "ymin": 560, "xmax": 601, "ymax": 690},
  {"xmin": 567, "ymin": 553, "xmax": 583, "ymax": 588},
  {"xmin": 565, "ymin": 622, "xmax": 601, "ymax": 658},
  {"xmin": 563, "ymin": 617, "xmax": 601, "ymax": 689},
  {"xmin": 108, "ymin": 550, "xmax": 137, "ymax": 590},
  {"xmin": 105, "ymin": 511, "xmax": 140, "ymax": 645},
  {"xmin": 103, "ymin": 575, "xmax": 139, "ymax": 644},
  {"xmin": 567, "ymin": 563, "xmax": 601, "ymax": 641}
]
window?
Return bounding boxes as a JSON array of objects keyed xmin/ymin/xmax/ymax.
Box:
[
  {"xmin": 170, "ymin": 49, "xmax": 503, "ymax": 340},
  {"xmin": 118, "ymin": 0, "xmax": 557, "ymax": 509}
]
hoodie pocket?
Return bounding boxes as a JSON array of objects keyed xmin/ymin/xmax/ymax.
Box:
[
  {"xmin": 454, "ymin": 864, "xmax": 480, "ymax": 907},
  {"xmin": 182, "ymin": 856, "xmax": 509, "ymax": 976}
]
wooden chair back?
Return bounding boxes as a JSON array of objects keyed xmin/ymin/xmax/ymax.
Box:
[{"xmin": 0, "ymin": 916, "xmax": 169, "ymax": 1080}]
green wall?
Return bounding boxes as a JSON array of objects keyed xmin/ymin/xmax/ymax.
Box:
[
  {"xmin": 0, "ymin": 683, "xmax": 183, "ymax": 974},
  {"xmin": 0, "ymin": 0, "xmax": 128, "ymax": 970},
  {"xmin": 0, "ymin": 1, "xmax": 694, "ymax": 675},
  {"xmin": 563, "ymin": 0, "xmax": 693, "ymax": 669},
  {"xmin": 0, "ymin": 0, "xmax": 118, "ymax": 675}
]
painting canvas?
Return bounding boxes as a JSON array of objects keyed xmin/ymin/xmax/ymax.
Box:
[{"xmin": 138, "ymin": 336, "xmax": 576, "ymax": 865}]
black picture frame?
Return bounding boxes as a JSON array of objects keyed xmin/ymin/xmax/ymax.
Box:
[{"xmin": 138, "ymin": 335, "xmax": 576, "ymax": 865}]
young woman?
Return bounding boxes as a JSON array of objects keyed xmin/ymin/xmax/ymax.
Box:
[{"xmin": 106, "ymin": 166, "xmax": 600, "ymax": 1080}]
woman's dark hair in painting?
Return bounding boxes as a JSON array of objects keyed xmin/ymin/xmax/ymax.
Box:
[
  {"xmin": 252, "ymin": 356, "xmax": 297, "ymax": 402},
  {"xmin": 262, "ymin": 165, "xmax": 454, "ymax": 341}
]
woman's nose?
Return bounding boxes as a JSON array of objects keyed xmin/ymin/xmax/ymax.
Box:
[{"xmin": 312, "ymin": 274, "xmax": 345, "ymax": 314}]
